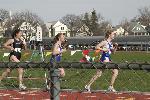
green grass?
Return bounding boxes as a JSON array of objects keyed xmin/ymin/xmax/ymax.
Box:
[{"xmin": 0, "ymin": 50, "xmax": 150, "ymax": 92}]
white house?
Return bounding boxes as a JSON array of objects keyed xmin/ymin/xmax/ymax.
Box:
[{"xmin": 46, "ymin": 21, "xmax": 70, "ymax": 37}]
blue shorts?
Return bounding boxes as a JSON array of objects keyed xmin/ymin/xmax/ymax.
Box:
[{"xmin": 100, "ymin": 53, "xmax": 111, "ymax": 62}]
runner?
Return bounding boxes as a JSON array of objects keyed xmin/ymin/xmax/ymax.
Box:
[
  {"xmin": 50, "ymin": 33, "xmax": 67, "ymax": 77},
  {"xmin": 85, "ymin": 29, "xmax": 118, "ymax": 92},
  {"xmin": 0, "ymin": 29, "xmax": 27, "ymax": 90}
]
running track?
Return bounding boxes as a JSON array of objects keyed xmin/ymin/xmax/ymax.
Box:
[{"xmin": 0, "ymin": 89, "xmax": 149, "ymax": 100}]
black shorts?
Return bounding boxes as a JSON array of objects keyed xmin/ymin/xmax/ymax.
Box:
[{"xmin": 9, "ymin": 52, "xmax": 21, "ymax": 60}]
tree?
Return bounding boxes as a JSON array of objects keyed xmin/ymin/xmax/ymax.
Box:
[
  {"xmin": 0, "ymin": 9, "xmax": 10, "ymax": 37},
  {"xmin": 137, "ymin": 6, "xmax": 150, "ymax": 26},
  {"xmin": 98, "ymin": 20, "xmax": 112, "ymax": 36},
  {"xmin": 4, "ymin": 10, "xmax": 47, "ymax": 38},
  {"xmin": 120, "ymin": 18, "xmax": 130, "ymax": 31},
  {"xmin": 61, "ymin": 10, "xmax": 111, "ymax": 36},
  {"xmin": 9, "ymin": 10, "xmax": 44, "ymax": 28},
  {"xmin": 61, "ymin": 14, "xmax": 83, "ymax": 36},
  {"xmin": 90, "ymin": 9, "xmax": 99, "ymax": 35},
  {"xmin": 0, "ymin": 9, "xmax": 9, "ymax": 21},
  {"xmin": 83, "ymin": 12, "xmax": 90, "ymax": 29}
]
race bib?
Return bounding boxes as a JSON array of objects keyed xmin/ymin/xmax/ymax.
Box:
[{"xmin": 14, "ymin": 48, "xmax": 21, "ymax": 52}]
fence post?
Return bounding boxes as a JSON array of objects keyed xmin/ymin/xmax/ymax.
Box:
[{"xmin": 50, "ymin": 67, "xmax": 60, "ymax": 100}]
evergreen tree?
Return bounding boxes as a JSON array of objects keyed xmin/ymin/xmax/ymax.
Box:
[
  {"xmin": 90, "ymin": 9, "xmax": 99, "ymax": 35},
  {"xmin": 83, "ymin": 12, "xmax": 90, "ymax": 29}
]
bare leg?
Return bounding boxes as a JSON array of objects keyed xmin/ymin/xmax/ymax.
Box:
[
  {"xmin": 0, "ymin": 68, "xmax": 11, "ymax": 81},
  {"xmin": 10, "ymin": 55, "xmax": 24, "ymax": 85},
  {"xmin": 110, "ymin": 69, "xmax": 118, "ymax": 87},
  {"xmin": 17, "ymin": 68, "xmax": 24, "ymax": 85},
  {"xmin": 107, "ymin": 69, "xmax": 118, "ymax": 92},
  {"xmin": 86, "ymin": 69, "xmax": 102, "ymax": 87}
]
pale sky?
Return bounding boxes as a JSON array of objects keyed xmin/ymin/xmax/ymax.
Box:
[{"xmin": 0, "ymin": 0, "xmax": 150, "ymax": 25}]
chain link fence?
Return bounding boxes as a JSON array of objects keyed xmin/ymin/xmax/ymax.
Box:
[
  {"xmin": 0, "ymin": 61, "xmax": 149, "ymax": 99},
  {"xmin": 0, "ymin": 50, "xmax": 149, "ymax": 100}
]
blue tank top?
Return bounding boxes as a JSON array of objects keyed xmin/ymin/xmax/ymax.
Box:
[
  {"xmin": 50, "ymin": 44, "xmax": 62, "ymax": 64},
  {"xmin": 100, "ymin": 41, "xmax": 113, "ymax": 62}
]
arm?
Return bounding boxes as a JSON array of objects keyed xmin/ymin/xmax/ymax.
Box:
[
  {"xmin": 20, "ymin": 38, "xmax": 27, "ymax": 50},
  {"xmin": 96, "ymin": 41, "xmax": 108, "ymax": 52},
  {"xmin": 3, "ymin": 39, "xmax": 14, "ymax": 50},
  {"xmin": 112, "ymin": 43, "xmax": 118, "ymax": 53}
]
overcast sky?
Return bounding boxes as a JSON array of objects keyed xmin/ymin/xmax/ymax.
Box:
[{"xmin": 0, "ymin": 0, "xmax": 150, "ymax": 25}]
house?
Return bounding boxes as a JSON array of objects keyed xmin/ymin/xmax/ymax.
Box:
[
  {"xmin": 19, "ymin": 22, "xmax": 36, "ymax": 40},
  {"xmin": 75, "ymin": 24, "xmax": 93, "ymax": 37},
  {"xmin": 128, "ymin": 22, "xmax": 149, "ymax": 36},
  {"xmin": 46, "ymin": 21, "xmax": 70, "ymax": 37}
]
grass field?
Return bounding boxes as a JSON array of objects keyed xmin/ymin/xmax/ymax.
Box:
[{"xmin": 0, "ymin": 50, "xmax": 150, "ymax": 92}]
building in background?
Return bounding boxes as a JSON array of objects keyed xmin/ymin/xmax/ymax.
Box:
[
  {"xmin": 75, "ymin": 24, "xmax": 93, "ymax": 37},
  {"xmin": 46, "ymin": 21, "xmax": 70, "ymax": 37},
  {"xmin": 128, "ymin": 22, "xmax": 149, "ymax": 36}
]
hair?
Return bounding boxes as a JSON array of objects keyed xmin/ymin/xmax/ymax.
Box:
[
  {"xmin": 12, "ymin": 29, "xmax": 21, "ymax": 38},
  {"xmin": 105, "ymin": 28, "xmax": 116, "ymax": 39},
  {"xmin": 53, "ymin": 33, "xmax": 63, "ymax": 44}
]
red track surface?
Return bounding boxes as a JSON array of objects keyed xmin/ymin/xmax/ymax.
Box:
[{"xmin": 0, "ymin": 89, "xmax": 149, "ymax": 100}]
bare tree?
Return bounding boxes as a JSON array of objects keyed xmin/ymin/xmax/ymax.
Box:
[
  {"xmin": 61, "ymin": 11, "xmax": 111, "ymax": 36},
  {"xmin": 137, "ymin": 6, "xmax": 150, "ymax": 26},
  {"xmin": 60, "ymin": 14, "xmax": 83, "ymax": 36},
  {"xmin": 120, "ymin": 18, "xmax": 130, "ymax": 31},
  {"xmin": 98, "ymin": 20, "xmax": 112, "ymax": 36},
  {"xmin": 8, "ymin": 10, "xmax": 44, "ymax": 28},
  {"xmin": 4, "ymin": 10, "xmax": 48, "ymax": 38},
  {"xmin": 0, "ymin": 9, "xmax": 9, "ymax": 21}
]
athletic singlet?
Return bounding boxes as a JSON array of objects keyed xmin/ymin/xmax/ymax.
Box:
[
  {"xmin": 100, "ymin": 41, "xmax": 113, "ymax": 62},
  {"xmin": 50, "ymin": 44, "xmax": 62, "ymax": 64},
  {"xmin": 9, "ymin": 38, "xmax": 23, "ymax": 60}
]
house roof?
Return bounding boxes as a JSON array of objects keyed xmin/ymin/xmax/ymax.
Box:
[
  {"xmin": 46, "ymin": 21, "xmax": 57, "ymax": 29},
  {"xmin": 77, "ymin": 24, "xmax": 89, "ymax": 32},
  {"xmin": 129, "ymin": 22, "xmax": 147, "ymax": 33},
  {"xmin": 47, "ymin": 21, "xmax": 58, "ymax": 26}
]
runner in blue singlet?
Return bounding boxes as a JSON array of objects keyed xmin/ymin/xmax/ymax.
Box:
[
  {"xmin": 85, "ymin": 29, "xmax": 118, "ymax": 92},
  {"xmin": 50, "ymin": 33, "xmax": 66, "ymax": 77}
]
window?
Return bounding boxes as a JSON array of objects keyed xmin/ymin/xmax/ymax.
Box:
[
  {"xmin": 136, "ymin": 27, "xmax": 140, "ymax": 30},
  {"xmin": 61, "ymin": 27, "xmax": 64, "ymax": 30}
]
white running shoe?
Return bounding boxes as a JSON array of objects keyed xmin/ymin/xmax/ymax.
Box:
[
  {"xmin": 19, "ymin": 84, "xmax": 27, "ymax": 90},
  {"xmin": 85, "ymin": 85, "xmax": 91, "ymax": 92},
  {"xmin": 107, "ymin": 86, "xmax": 116, "ymax": 92}
]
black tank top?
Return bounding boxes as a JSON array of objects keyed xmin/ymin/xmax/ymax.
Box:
[{"xmin": 12, "ymin": 38, "xmax": 23, "ymax": 53}]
